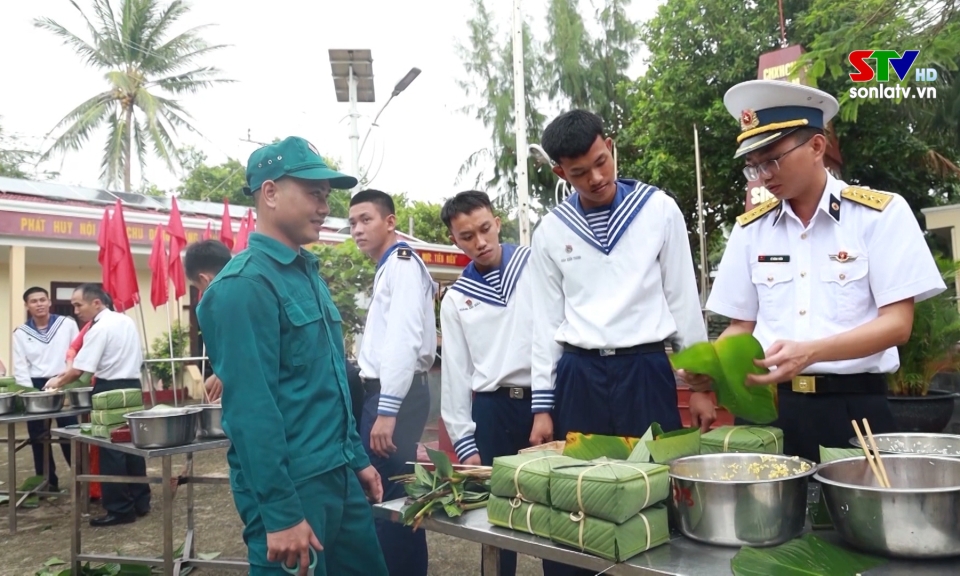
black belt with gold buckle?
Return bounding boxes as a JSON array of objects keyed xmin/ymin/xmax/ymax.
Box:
[
  {"xmin": 778, "ymin": 373, "xmax": 887, "ymax": 395},
  {"xmin": 479, "ymin": 386, "xmax": 529, "ymax": 400}
]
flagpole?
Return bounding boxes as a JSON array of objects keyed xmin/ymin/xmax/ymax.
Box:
[
  {"xmin": 165, "ymin": 302, "xmax": 179, "ymax": 407},
  {"xmin": 135, "ymin": 303, "xmax": 158, "ymax": 407},
  {"xmin": 694, "ymin": 124, "xmax": 709, "ymax": 326}
]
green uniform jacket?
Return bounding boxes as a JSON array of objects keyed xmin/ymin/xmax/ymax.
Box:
[{"xmin": 197, "ymin": 233, "xmax": 370, "ymax": 533}]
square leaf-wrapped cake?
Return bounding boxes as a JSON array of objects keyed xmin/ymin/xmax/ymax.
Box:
[
  {"xmin": 549, "ymin": 460, "xmax": 670, "ymax": 524},
  {"xmin": 701, "ymin": 426, "xmax": 783, "ymax": 454},
  {"xmin": 549, "ymin": 503, "xmax": 670, "ymax": 562},
  {"xmin": 491, "ymin": 453, "xmax": 581, "ymax": 506},
  {"xmin": 487, "ymin": 494, "xmax": 552, "ymax": 538}
]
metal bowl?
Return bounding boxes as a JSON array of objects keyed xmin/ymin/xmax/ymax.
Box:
[
  {"xmin": 196, "ymin": 404, "xmax": 225, "ymax": 438},
  {"xmin": 849, "ymin": 432, "xmax": 960, "ymax": 458},
  {"xmin": 815, "ymin": 455, "xmax": 960, "ymax": 558},
  {"xmin": 0, "ymin": 392, "xmax": 18, "ymax": 415},
  {"xmin": 124, "ymin": 407, "xmax": 202, "ymax": 449},
  {"xmin": 21, "ymin": 390, "xmax": 65, "ymax": 413},
  {"xmin": 65, "ymin": 386, "xmax": 95, "ymax": 409},
  {"xmin": 668, "ymin": 453, "xmax": 817, "ymax": 547}
]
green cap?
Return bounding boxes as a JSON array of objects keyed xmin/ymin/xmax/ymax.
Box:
[{"xmin": 243, "ymin": 136, "xmax": 357, "ymax": 195}]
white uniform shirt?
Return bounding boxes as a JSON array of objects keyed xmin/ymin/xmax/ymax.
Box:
[
  {"xmin": 706, "ymin": 171, "xmax": 945, "ymax": 374},
  {"xmin": 73, "ymin": 309, "xmax": 144, "ymax": 380},
  {"xmin": 12, "ymin": 315, "xmax": 79, "ymax": 385},
  {"xmin": 440, "ymin": 244, "xmax": 534, "ymax": 461},
  {"xmin": 358, "ymin": 242, "xmax": 438, "ymax": 416},
  {"xmin": 530, "ymin": 179, "xmax": 708, "ymax": 412}
]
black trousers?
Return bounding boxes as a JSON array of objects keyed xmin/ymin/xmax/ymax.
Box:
[
  {"xmin": 736, "ymin": 384, "xmax": 898, "ymax": 463},
  {"xmin": 93, "ymin": 378, "xmax": 151, "ymax": 516},
  {"xmin": 28, "ymin": 378, "xmax": 77, "ymax": 489}
]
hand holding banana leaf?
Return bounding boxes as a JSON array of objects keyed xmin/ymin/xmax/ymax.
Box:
[{"xmin": 669, "ymin": 333, "xmax": 778, "ymax": 424}]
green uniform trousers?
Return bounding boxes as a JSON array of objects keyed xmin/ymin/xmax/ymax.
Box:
[{"xmin": 234, "ymin": 465, "xmax": 388, "ymax": 575}]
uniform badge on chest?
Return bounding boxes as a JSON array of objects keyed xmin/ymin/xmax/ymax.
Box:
[{"xmin": 829, "ymin": 251, "xmax": 857, "ymax": 263}]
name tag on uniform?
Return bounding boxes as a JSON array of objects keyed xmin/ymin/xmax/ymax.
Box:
[{"xmin": 758, "ymin": 255, "xmax": 790, "ymax": 263}]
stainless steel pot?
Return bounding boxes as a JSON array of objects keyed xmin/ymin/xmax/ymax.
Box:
[
  {"xmin": 849, "ymin": 432, "xmax": 960, "ymax": 458},
  {"xmin": 124, "ymin": 407, "xmax": 202, "ymax": 449},
  {"xmin": 0, "ymin": 392, "xmax": 18, "ymax": 416},
  {"xmin": 65, "ymin": 386, "xmax": 95, "ymax": 409},
  {"xmin": 21, "ymin": 391, "xmax": 65, "ymax": 414},
  {"xmin": 816, "ymin": 454, "xmax": 960, "ymax": 558},
  {"xmin": 196, "ymin": 404, "xmax": 225, "ymax": 438},
  {"xmin": 668, "ymin": 453, "xmax": 817, "ymax": 547}
]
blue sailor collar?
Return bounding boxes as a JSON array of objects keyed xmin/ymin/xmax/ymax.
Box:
[
  {"xmin": 551, "ymin": 178, "xmax": 659, "ymax": 254},
  {"xmin": 450, "ymin": 244, "xmax": 530, "ymax": 307},
  {"xmin": 18, "ymin": 314, "xmax": 66, "ymax": 344}
]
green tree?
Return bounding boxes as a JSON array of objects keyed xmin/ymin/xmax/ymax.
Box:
[
  {"xmin": 0, "ymin": 119, "xmax": 32, "ymax": 178},
  {"xmin": 175, "ymin": 147, "xmax": 250, "ymax": 206},
  {"xmin": 35, "ymin": 0, "xmax": 231, "ymax": 191},
  {"xmin": 309, "ymin": 241, "xmax": 375, "ymax": 353}
]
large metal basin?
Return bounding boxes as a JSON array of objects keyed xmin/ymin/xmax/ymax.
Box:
[
  {"xmin": 124, "ymin": 407, "xmax": 202, "ymax": 449},
  {"xmin": 668, "ymin": 453, "xmax": 817, "ymax": 547},
  {"xmin": 0, "ymin": 392, "xmax": 17, "ymax": 415},
  {"xmin": 22, "ymin": 390, "xmax": 65, "ymax": 413},
  {"xmin": 65, "ymin": 386, "xmax": 95, "ymax": 409},
  {"xmin": 196, "ymin": 404, "xmax": 225, "ymax": 438},
  {"xmin": 849, "ymin": 432, "xmax": 960, "ymax": 458},
  {"xmin": 816, "ymin": 454, "xmax": 960, "ymax": 558}
]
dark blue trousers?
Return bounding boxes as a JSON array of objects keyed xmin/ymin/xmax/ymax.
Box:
[
  {"xmin": 28, "ymin": 378, "xmax": 77, "ymax": 490},
  {"xmin": 544, "ymin": 347, "xmax": 681, "ymax": 576},
  {"xmin": 94, "ymin": 379, "xmax": 151, "ymax": 517},
  {"xmin": 361, "ymin": 375, "xmax": 431, "ymax": 576},
  {"xmin": 473, "ymin": 391, "xmax": 533, "ymax": 576}
]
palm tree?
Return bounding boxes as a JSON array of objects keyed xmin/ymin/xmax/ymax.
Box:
[{"xmin": 35, "ymin": 0, "xmax": 231, "ymax": 191}]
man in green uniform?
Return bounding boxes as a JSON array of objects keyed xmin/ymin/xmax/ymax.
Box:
[{"xmin": 197, "ymin": 136, "xmax": 388, "ymax": 576}]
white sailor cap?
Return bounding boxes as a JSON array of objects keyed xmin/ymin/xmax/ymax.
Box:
[{"xmin": 723, "ymin": 79, "xmax": 839, "ymax": 158}]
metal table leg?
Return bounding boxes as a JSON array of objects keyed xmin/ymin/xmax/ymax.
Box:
[
  {"xmin": 162, "ymin": 456, "xmax": 174, "ymax": 575},
  {"xmin": 482, "ymin": 544, "xmax": 502, "ymax": 576},
  {"xmin": 71, "ymin": 438, "xmax": 82, "ymax": 575},
  {"xmin": 6, "ymin": 422, "xmax": 15, "ymax": 533}
]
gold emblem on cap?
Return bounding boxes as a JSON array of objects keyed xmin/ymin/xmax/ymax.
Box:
[{"xmin": 740, "ymin": 109, "xmax": 759, "ymax": 131}]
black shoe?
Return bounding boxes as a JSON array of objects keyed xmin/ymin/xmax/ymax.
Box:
[
  {"xmin": 89, "ymin": 513, "xmax": 136, "ymax": 527},
  {"xmin": 136, "ymin": 508, "xmax": 150, "ymax": 517}
]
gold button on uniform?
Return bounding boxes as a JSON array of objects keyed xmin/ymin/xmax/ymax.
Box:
[
  {"xmin": 767, "ymin": 276, "xmax": 774, "ymax": 282},
  {"xmin": 799, "ymin": 310, "xmax": 806, "ymax": 315},
  {"xmin": 839, "ymin": 273, "xmax": 846, "ymax": 280},
  {"xmin": 801, "ymin": 271, "xmax": 807, "ymax": 277},
  {"xmin": 801, "ymin": 233, "xmax": 807, "ymax": 239}
]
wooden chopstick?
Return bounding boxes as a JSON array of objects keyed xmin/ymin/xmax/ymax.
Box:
[
  {"xmin": 852, "ymin": 420, "xmax": 887, "ymax": 488},
  {"xmin": 862, "ymin": 419, "xmax": 891, "ymax": 488}
]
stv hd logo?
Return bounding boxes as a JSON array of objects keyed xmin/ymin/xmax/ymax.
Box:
[{"xmin": 848, "ymin": 50, "xmax": 938, "ymax": 82}]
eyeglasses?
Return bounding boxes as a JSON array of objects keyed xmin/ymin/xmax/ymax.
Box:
[{"xmin": 742, "ymin": 139, "xmax": 808, "ymax": 181}]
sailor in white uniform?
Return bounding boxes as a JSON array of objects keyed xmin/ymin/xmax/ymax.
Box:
[
  {"xmin": 693, "ymin": 80, "xmax": 946, "ymax": 462},
  {"xmin": 529, "ymin": 108, "xmax": 714, "ymax": 446},
  {"xmin": 349, "ymin": 189, "xmax": 436, "ymax": 576},
  {"xmin": 439, "ymin": 190, "xmax": 536, "ymax": 576},
  {"xmin": 12, "ymin": 287, "xmax": 80, "ymax": 491}
]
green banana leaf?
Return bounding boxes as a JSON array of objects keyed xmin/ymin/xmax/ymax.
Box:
[
  {"xmin": 644, "ymin": 423, "xmax": 701, "ymax": 464},
  {"xmin": 562, "ymin": 432, "xmax": 640, "ymax": 461},
  {"xmin": 731, "ymin": 533, "xmax": 885, "ymax": 576},
  {"xmin": 819, "ymin": 446, "xmax": 862, "ymax": 463},
  {"xmin": 627, "ymin": 427, "xmax": 656, "ymax": 463},
  {"xmin": 670, "ymin": 334, "xmax": 778, "ymax": 424}
]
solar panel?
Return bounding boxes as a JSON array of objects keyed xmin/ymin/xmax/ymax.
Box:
[
  {"xmin": 0, "ymin": 176, "xmax": 84, "ymax": 201},
  {"xmin": 111, "ymin": 190, "xmax": 165, "ymax": 210},
  {"xmin": 71, "ymin": 187, "xmax": 120, "ymax": 206}
]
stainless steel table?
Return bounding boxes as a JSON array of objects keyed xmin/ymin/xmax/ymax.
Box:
[
  {"xmin": 53, "ymin": 426, "xmax": 248, "ymax": 576},
  {"xmin": 1, "ymin": 408, "xmax": 90, "ymax": 533},
  {"xmin": 373, "ymin": 498, "xmax": 960, "ymax": 575}
]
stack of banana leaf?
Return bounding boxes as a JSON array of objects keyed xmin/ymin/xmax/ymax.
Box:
[
  {"xmin": 700, "ymin": 426, "xmax": 784, "ymax": 455},
  {"xmin": 390, "ymin": 447, "xmax": 491, "ymax": 531}
]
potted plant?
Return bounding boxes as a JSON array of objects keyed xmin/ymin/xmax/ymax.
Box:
[{"xmin": 887, "ymin": 255, "xmax": 960, "ymax": 432}]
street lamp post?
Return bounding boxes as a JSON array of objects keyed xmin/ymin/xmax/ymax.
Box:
[
  {"xmin": 356, "ymin": 67, "xmax": 421, "ymax": 178},
  {"xmin": 512, "ymin": 0, "xmax": 531, "ymax": 246},
  {"xmin": 328, "ymin": 49, "xmax": 375, "ymax": 195}
]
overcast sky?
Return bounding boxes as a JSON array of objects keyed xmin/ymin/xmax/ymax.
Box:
[{"xmin": 1, "ymin": 0, "xmax": 661, "ymax": 203}]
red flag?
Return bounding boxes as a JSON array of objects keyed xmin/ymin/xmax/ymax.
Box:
[
  {"xmin": 219, "ymin": 198, "xmax": 234, "ymax": 250},
  {"xmin": 107, "ymin": 200, "xmax": 140, "ymax": 312},
  {"xmin": 234, "ymin": 208, "xmax": 254, "ymax": 252},
  {"xmin": 167, "ymin": 197, "xmax": 187, "ymax": 300},
  {"xmin": 148, "ymin": 224, "xmax": 169, "ymax": 309},
  {"xmin": 202, "ymin": 221, "xmax": 212, "ymax": 240},
  {"xmin": 97, "ymin": 209, "xmax": 113, "ymax": 295}
]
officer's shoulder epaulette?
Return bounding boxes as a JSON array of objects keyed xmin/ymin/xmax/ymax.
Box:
[
  {"xmin": 736, "ymin": 197, "xmax": 781, "ymax": 227},
  {"xmin": 396, "ymin": 247, "xmax": 413, "ymax": 260},
  {"xmin": 841, "ymin": 186, "xmax": 894, "ymax": 211}
]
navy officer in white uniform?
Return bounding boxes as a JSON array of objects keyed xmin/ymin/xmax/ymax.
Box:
[
  {"xmin": 349, "ymin": 189, "xmax": 436, "ymax": 576},
  {"xmin": 529, "ymin": 110, "xmax": 714, "ymax": 453},
  {"xmin": 690, "ymin": 80, "xmax": 945, "ymax": 462},
  {"xmin": 439, "ymin": 190, "xmax": 536, "ymax": 576},
  {"xmin": 46, "ymin": 283, "xmax": 151, "ymax": 525},
  {"xmin": 13, "ymin": 286, "xmax": 79, "ymax": 492}
]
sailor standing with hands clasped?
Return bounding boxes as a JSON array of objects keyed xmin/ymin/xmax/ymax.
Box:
[
  {"xmin": 349, "ymin": 189, "xmax": 437, "ymax": 576},
  {"xmin": 687, "ymin": 80, "xmax": 946, "ymax": 462}
]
